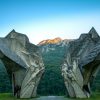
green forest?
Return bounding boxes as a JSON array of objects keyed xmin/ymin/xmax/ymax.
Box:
[{"xmin": 37, "ymin": 45, "xmax": 67, "ymax": 95}]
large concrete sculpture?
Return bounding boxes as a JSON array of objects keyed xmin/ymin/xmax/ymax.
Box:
[
  {"xmin": 62, "ymin": 27, "xmax": 100, "ymax": 98},
  {"xmin": 0, "ymin": 30, "xmax": 44, "ymax": 98}
]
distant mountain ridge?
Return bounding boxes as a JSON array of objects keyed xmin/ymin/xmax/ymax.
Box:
[
  {"xmin": 38, "ymin": 37, "xmax": 62, "ymax": 45},
  {"xmin": 38, "ymin": 37, "xmax": 74, "ymax": 46}
]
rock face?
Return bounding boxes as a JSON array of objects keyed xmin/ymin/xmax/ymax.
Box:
[
  {"xmin": 38, "ymin": 37, "xmax": 62, "ymax": 45},
  {"xmin": 0, "ymin": 30, "xmax": 44, "ymax": 98},
  {"xmin": 39, "ymin": 39, "xmax": 72, "ymax": 53},
  {"xmin": 62, "ymin": 27, "xmax": 100, "ymax": 98}
]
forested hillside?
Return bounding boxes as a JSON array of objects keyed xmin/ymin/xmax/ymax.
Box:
[{"xmin": 37, "ymin": 44, "xmax": 67, "ymax": 95}]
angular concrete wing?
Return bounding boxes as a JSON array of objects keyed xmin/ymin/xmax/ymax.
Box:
[
  {"xmin": 62, "ymin": 27, "xmax": 100, "ymax": 98},
  {"xmin": 0, "ymin": 30, "xmax": 44, "ymax": 98}
]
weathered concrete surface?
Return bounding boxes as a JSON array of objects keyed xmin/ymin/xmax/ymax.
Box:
[
  {"xmin": 0, "ymin": 30, "xmax": 44, "ymax": 98},
  {"xmin": 62, "ymin": 27, "xmax": 100, "ymax": 98}
]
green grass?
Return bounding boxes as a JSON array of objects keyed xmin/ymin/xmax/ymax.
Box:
[
  {"xmin": 87, "ymin": 92, "xmax": 100, "ymax": 100},
  {"xmin": 0, "ymin": 93, "xmax": 32, "ymax": 100},
  {"xmin": 72, "ymin": 92, "xmax": 100, "ymax": 100},
  {"xmin": 0, "ymin": 92, "xmax": 100, "ymax": 100},
  {"xmin": 0, "ymin": 93, "xmax": 16, "ymax": 100}
]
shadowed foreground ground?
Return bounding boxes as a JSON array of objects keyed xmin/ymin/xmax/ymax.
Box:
[{"xmin": 0, "ymin": 93, "xmax": 100, "ymax": 100}]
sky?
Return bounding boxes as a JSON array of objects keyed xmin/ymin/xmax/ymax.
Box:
[{"xmin": 0, "ymin": 0, "xmax": 100, "ymax": 44}]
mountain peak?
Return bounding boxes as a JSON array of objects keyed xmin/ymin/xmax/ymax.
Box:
[{"xmin": 38, "ymin": 37, "xmax": 62, "ymax": 45}]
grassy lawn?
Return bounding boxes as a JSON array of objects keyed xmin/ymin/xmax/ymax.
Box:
[
  {"xmin": 0, "ymin": 93, "xmax": 32, "ymax": 100},
  {"xmin": 74, "ymin": 92, "xmax": 100, "ymax": 100},
  {"xmin": 0, "ymin": 92, "xmax": 100, "ymax": 100},
  {"xmin": 0, "ymin": 93, "xmax": 13, "ymax": 100}
]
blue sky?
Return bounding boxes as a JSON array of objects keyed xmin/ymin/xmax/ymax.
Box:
[{"xmin": 0, "ymin": 0, "xmax": 100, "ymax": 44}]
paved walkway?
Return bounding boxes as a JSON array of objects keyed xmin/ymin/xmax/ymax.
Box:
[{"xmin": 33, "ymin": 96, "xmax": 71, "ymax": 100}]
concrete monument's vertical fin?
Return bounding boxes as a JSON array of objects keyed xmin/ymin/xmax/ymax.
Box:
[
  {"xmin": 62, "ymin": 27, "xmax": 100, "ymax": 98},
  {"xmin": 0, "ymin": 30, "xmax": 44, "ymax": 98}
]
